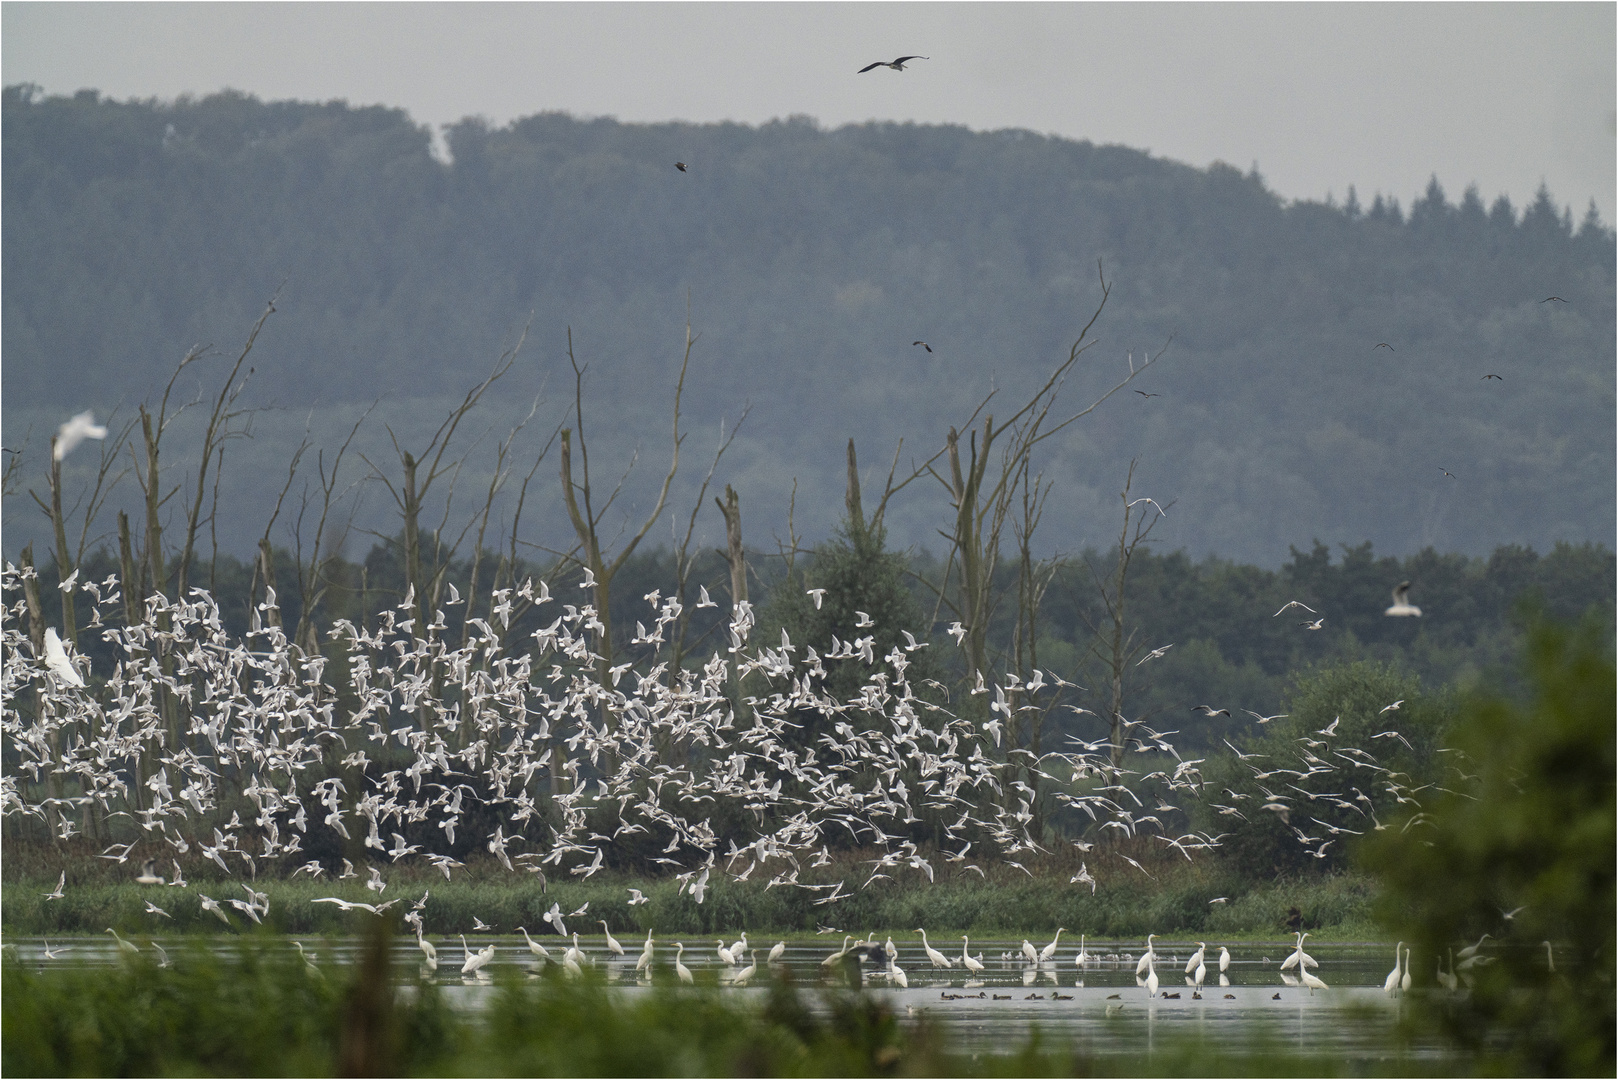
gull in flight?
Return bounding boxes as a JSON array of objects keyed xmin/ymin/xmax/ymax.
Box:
[
  {"xmin": 1438, "ymin": 467, "xmax": 1457, "ymax": 479},
  {"xmin": 1136, "ymin": 644, "xmax": 1173, "ymax": 666},
  {"xmin": 44, "ymin": 872, "xmax": 66, "ymax": 900},
  {"xmin": 1539, "ymin": 296, "xmax": 1567, "ymax": 303},
  {"xmin": 1273, "ymin": 601, "xmax": 1316, "ymax": 617},
  {"xmin": 42, "ymin": 628, "xmax": 85, "ymax": 687},
  {"xmin": 1134, "ymin": 390, "xmax": 1160, "ymax": 398},
  {"xmin": 1298, "ymin": 617, "xmax": 1325, "ymax": 630},
  {"xmin": 1374, "ymin": 343, "xmax": 1395, "ymax": 351},
  {"xmin": 806, "ymin": 588, "xmax": 826, "ymax": 609},
  {"xmin": 1384, "ymin": 582, "xmax": 1422, "ymax": 617},
  {"xmin": 1481, "ymin": 374, "xmax": 1503, "ymax": 381},
  {"xmin": 54, "ymin": 411, "xmax": 108, "ymax": 461},
  {"xmin": 627, "ymin": 889, "xmax": 650, "ymax": 906},
  {"xmin": 858, "ymin": 55, "xmax": 929, "ymax": 72}
]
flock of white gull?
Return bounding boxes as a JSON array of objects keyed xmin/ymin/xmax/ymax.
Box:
[{"xmin": 5, "ymin": 559, "xmax": 1477, "ymax": 992}]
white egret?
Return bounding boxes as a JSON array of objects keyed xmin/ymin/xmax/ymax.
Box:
[
  {"xmin": 1279, "ymin": 932, "xmax": 1318, "ymax": 971},
  {"xmin": 675, "ymin": 942, "xmax": 694, "ymax": 984},
  {"xmin": 1039, "ymin": 928, "xmax": 1066, "ymax": 962},
  {"xmin": 1300, "ymin": 968, "xmax": 1329, "ymax": 993},
  {"xmin": 459, "ymin": 934, "xmax": 494, "ymax": 975},
  {"xmin": 960, "ymin": 935, "xmax": 985, "ymax": 973},
  {"xmin": 54, "ymin": 411, "xmax": 108, "ymax": 460},
  {"xmin": 1456, "ymin": 933, "xmax": 1491, "ymax": 962},
  {"xmin": 1400, "ymin": 945, "xmax": 1413, "ymax": 992},
  {"xmin": 734, "ymin": 950, "xmax": 758, "ymax": 986},
  {"xmin": 916, "ymin": 929, "xmax": 954, "ymax": 968},
  {"xmin": 636, "ymin": 931, "xmax": 655, "ymax": 973},
  {"xmin": 822, "ymin": 935, "xmax": 854, "ymax": 967},
  {"xmin": 1074, "ymin": 935, "xmax": 1090, "ymax": 968},
  {"xmin": 729, "ymin": 931, "xmax": 748, "ymax": 960},
  {"xmin": 888, "ymin": 960, "xmax": 908, "ymax": 988},
  {"xmin": 416, "ymin": 929, "xmax": 439, "ymax": 971},
  {"xmin": 1135, "ymin": 934, "xmax": 1158, "ymax": 976},
  {"xmin": 1219, "ymin": 946, "xmax": 1231, "ymax": 974},
  {"xmin": 105, "ymin": 928, "xmax": 140, "ymax": 959},
  {"xmin": 517, "ymin": 927, "xmax": 549, "ymax": 959},
  {"xmin": 1194, "ymin": 956, "xmax": 1207, "ymax": 989},
  {"xmin": 1020, "ymin": 939, "xmax": 1039, "ymax": 965},
  {"xmin": 1383, "ymin": 942, "xmax": 1404, "ymax": 996},
  {"xmin": 1144, "ymin": 955, "xmax": 1159, "ymax": 997},
  {"xmin": 768, "ymin": 940, "xmax": 786, "ymax": 963},
  {"xmin": 1437, "ymin": 950, "xmax": 1459, "ymax": 992},
  {"xmin": 717, "ymin": 939, "xmax": 736, "ymax": 966},
  {"xmin": 1184, "ymin": 942, "xmax": 1206, "ymax": 975},
  {"xmin": 600, "ymin": 921, "xmax": 625, "ymax": 956}
]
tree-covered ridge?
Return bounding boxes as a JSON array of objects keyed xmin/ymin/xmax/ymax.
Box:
[{"xmin": 3, "ymin": 85, "xmax": 1612, "ymax": 566}]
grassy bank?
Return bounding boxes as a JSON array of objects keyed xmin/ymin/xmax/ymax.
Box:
[
  {"xmin": 2, "ymin": 856, "xmax": 1380, "ymax": 939},
  {"xmin": 2, "ymin": 938, "xmax": 1461, "ymax": 1077}
]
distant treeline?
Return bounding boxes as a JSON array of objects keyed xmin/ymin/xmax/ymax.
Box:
[{"xmin": 3, "ymin": 85, "xmax": 1612, "ymax": 565}]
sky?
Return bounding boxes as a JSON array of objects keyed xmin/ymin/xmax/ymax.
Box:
[{"xmin": 3, "ymin": 2, "xmax": 1614, "ymax": 222}]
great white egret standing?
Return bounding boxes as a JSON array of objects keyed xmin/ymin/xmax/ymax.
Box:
[
  {"xmin": 1383, "ymin": 942, "xmax": 1404, "ymax": 996},
  {"xmin": 1184, "ymin": 942, "xmax": 1206, "ymax": 975},
  {"xmin": 1039, "ymin": 928, "xmax": 1066, "ymax": 962},
  {"xmin": 675, "ymin": 942, "xmax": 694, "ymax": 984},
  {"xmin": 960, "ymin": 936, "xmax": 985, "ymax": 973},
  {"xmin": 1135, "ymin": 934, "xmax": 1158, "ymax": 976},
  {"xmin": 916, "ymin": 929, "xmax": 954, "ymax": 968},
  {"xmin": 517, "ymin": 926, "xmax": 550, "ymax": 960},
  {"xmin": 636, "ymin": 931, "xmax": 655, "ymax": 973},
  {"xmin": 600, "ymin": 921, "xmax": 625, "ymax": 957}
]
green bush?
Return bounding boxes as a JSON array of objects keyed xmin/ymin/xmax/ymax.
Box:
[{"xmin": 1361, "ymin": 615, "xmax": 1615, "ymax": 1075}]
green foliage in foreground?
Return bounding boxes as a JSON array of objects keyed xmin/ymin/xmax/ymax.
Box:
[
  {"xmin": 3, "ymin": 936, "xmax": 1465, "ymax": 1077},
  {"xmin": 1363, "ymin": 615, "xmax": 1616, "ymax": 1076}
]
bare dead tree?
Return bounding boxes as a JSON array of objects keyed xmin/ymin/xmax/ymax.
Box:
[
  {"xmin": 558, "ymin": 321, "xmax": 692, "ymax": 691},
  {"xmin": 461, "ymin": 394, "xmax": 556, "ymax": 650},
  {"xmin": 174, "ymin": 300, "xmax": 271, "ymax": 597},
  {"xmin": 659, "ymin": 408, "xmax": 748, "ymax": 675},
  {"xmin": 924, "ymin": 263, "xmax": 1169, "ymax": 697},
  {"xmin": 361, "ymin": 325, "xmax": 525, "ymax": 632},
  {"xmin": 289, "ymin": 405, "xmax": 374, "ymax": 653},
  {"xmin": 1076, "ymin": 461, "xmax": 1172, "ymax": 774}
]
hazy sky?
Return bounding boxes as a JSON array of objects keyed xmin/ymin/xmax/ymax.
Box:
[{"xmin": 4, "ymin": 2, "xmax": 1615, "ymax": 220}]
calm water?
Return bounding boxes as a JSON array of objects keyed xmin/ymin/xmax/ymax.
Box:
[{"xmin": 11, "ymin": 935, "xmax": 1449, "ymax": 1061}]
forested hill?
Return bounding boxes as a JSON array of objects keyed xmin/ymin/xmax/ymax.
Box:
[{"xmin": 3, "ymin": 86, "xmax": 1613, "ymax": 566}]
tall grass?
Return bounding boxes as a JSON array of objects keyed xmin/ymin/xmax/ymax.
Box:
[{"xmin": 3, "ymin": 863, "xmax": 1379, "ymax": 940}]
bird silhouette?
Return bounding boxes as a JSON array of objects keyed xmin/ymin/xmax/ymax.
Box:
[{"xmin": 858, "ymin": 56, "xmax": 929, "ymax": 72}]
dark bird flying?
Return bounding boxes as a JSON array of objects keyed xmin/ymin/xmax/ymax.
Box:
[{"xmin": 859, "ymin": 56, "xmax": 928, "ymax": 73}]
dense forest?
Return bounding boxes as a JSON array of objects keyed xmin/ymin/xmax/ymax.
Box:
[{"xmin": 3, "ymin": 85, "xmax": 1613, "ymax": 569}]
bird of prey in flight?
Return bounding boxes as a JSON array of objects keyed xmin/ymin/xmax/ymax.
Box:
[
  {"xmin": 859, "ymin": 56, "xmax": 929, "ymax": 72},
  {"xmin": 913, "ymin": 341, "xmax": 932, "ymax": 353},
  {"xmin": 1374, "ymin": 343, "xmax": 1395, "ymax": 351},
  {"xmin": 1539, "ymin": 296, "xmax": 1567, "ymax": 303},
  {"xmin": 674, "ymin": 162, "xmax": 688, "ymax": 172}
]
